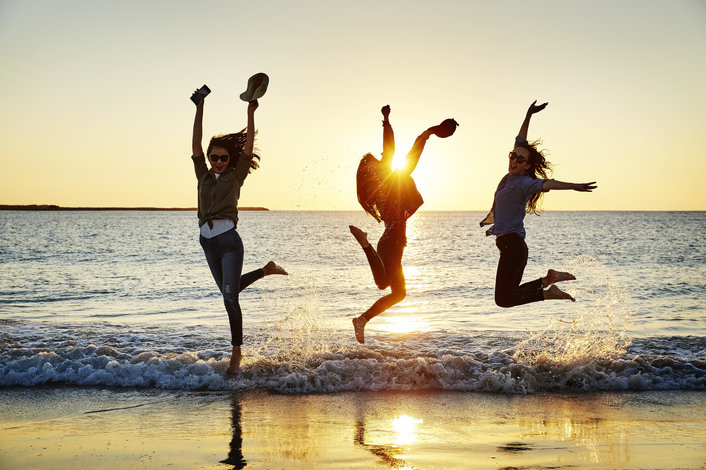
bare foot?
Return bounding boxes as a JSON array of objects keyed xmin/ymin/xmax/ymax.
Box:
[
  {"xmin": 543, "ymin": 269, "xmax": 576, "ymax": 287},
  {"xmin": 544, "ymin": 284, "xmax": 575, "ymax": 301},
  {"xmin": 349, "ymin": 225, "xmax": 370, "ymax": 249},
  {"xmin": 263, "ymin": 261, "xmax": 288, "ymax": 276},
  {"xmin": 226, "ymin": 346, "xmax": 242, "ymax": 375},
  {"xmin": 352, "ymin": 316, "xmax": 367, "ymax": 344}
]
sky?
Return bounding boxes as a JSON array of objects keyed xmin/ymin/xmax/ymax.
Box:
[{"xmin": 1, "ymin": 0, "xmax": 705, "ymax": 210}]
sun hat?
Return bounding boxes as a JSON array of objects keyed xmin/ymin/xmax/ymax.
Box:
[
  {"xmin": 239, "ymin": 73, "xmax": 269, "ymax": 102},
  {"xmin": 430, "ymin": 118, "xmax": 459, "ymax": 138}
]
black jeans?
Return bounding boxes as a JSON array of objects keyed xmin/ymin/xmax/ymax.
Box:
[
  {"xmin": 494, "ymin": 233, "xmax": 544, "ymax": 308},
  {"xmin": 200, "ymin": 229, "xmax": 264, "ymax": 346},
  {"xmin": 361, "ymin": 225, "xmax": 407, "ymax": 321}
]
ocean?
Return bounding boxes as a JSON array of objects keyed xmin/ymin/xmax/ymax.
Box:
[{"xmin": 1, "ymin": 210, "xmax": 704, "ymax": 394}]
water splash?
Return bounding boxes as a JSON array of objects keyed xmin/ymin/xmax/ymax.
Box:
[
  {"xmin": 514, "ymin": 255, "xmax": 632, "ymax": 366},
  {"xmin": 247, "ymin": 275, "xmax": 338, "ymax": 365}
]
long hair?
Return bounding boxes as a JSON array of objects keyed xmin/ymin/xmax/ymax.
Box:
[
  {"xmin": 515, "ymin": 139, "xmax": 552, "ymax": 214},
  {"xmin": 356, "ymin": 153, "xmax": 384, "ymax": 222},
  {"xmin": 207, "ymin": 129, "xmax": 260, "ymax": 173}
]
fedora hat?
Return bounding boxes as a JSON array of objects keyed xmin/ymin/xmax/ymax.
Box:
[
  {"xmin": 239, "ymin": 73, "xmax": 269, "ymax": 102},
  {"xmin": 430, "ymin": 118, "xmax": 459, "ymax": 138}
]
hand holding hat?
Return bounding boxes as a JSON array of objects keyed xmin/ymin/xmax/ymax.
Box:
[
  {"xmin": 240, "ymin": 73, "xmax": 269, "ymax": 102},
  {"xmin": 430, "ymin": 118, "xmax": 459, "ymax": 138}
]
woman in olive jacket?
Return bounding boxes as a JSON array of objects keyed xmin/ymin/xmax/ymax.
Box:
[{"xmin": 191, "ymin": 90, "xmax": 286, "ymax": 375}]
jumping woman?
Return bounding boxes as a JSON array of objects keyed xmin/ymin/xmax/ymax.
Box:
[
  {"xmin": 191, "ymin": 88, "xmax": 287, "ymax": 374},
  {"xmin": 350, "ymin": 105, "xmax": 457, "ymax": 343},
  {"xmin": 481, "ymin": 100, "xmax": 596, "ymax": 307}
]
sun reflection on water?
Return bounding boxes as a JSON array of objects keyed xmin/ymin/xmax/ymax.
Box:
[
  {"xmin": 375, "ymin": 316, "xmax": 431, "ymax": 334},
  {"xmin": 390, "ymin": 414, "xmax": 424, "ymax": 446}
]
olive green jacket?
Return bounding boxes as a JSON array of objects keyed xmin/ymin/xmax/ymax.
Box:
[{"xmin": 192, "ymin": 151, "xmax": 254, "ymax": 229}]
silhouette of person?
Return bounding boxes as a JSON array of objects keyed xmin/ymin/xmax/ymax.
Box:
[{"xmin": 349, "ymin": 105, "xmax": 457, "ymax": 343}]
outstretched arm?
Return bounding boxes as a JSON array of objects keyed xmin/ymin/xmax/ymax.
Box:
[
  {"xmin": 543, "ymin": 180, "xmax": 597, "ymax": 192},
  {"xmin": 400, "ymin": 128, "xmax": 433, "ymax": 176},
  {"xmin": 518, "ymin": 100, "xmax": 548, "ymax": 141},
  {"xmin": 380, "ymin": 105, "xmax": 395, "ymax": 169},
  {"xmin": 192, "ymin": 91, "xmax": 205, "ymax": 157},
  {"xmin": 244, "ymin": 100, "xmax": 258, "ymax": 157}
]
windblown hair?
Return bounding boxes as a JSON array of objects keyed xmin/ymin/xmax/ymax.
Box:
[
  {"xmin": 515, "ymin": 139, "xmax": 553, "ymax": 214},
  {"xmin": 356, "ymin": 153, "xmax": 384, "ymax": 222},
  {"xmin": 207, "ymin": 129, "xmax": 260, "ymax": 173}
]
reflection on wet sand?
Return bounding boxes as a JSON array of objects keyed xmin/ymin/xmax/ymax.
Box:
[
  {"xmin": 2, "ymin": 388, "xmax": 702, "ymax": 469},
  {"xmin": 514, "ymin": 396, "xmax": 635, "ymax": 467},
  {"xmin": 354, "ymin": 403, "xmax": 425, "ymax": 469},
  {"xmin": 355, "ymin": 419, "xmax": 409, "ymax": 469},
  {"xmin": 220, "ymin": 392, "xmax": 247, "ymax": 469}
]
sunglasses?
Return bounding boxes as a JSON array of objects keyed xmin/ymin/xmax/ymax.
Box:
[
  {"xmin": 508, "ymin": 151, "xmax": 528, "ymax": 165},
  {"xmin": 209, "ymin": 154, "xmax": 230, "ymax": 163}
]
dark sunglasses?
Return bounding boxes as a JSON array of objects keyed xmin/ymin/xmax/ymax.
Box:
[
  {"xmin": 208, "ymin": 154, "xmax": 230, "ymax": 163},
  {"xmin": 508, "ymin": 151, "xmax": 528, "ymax": 165}
]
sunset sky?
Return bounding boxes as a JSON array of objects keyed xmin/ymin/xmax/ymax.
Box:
[{"xmin": 1, "ymin": 0, "xmax": 705, "ymax": 210}]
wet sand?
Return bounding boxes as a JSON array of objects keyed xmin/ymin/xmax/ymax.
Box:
[{"xmin": 0, "ymin": 388, "xmax": 703, "ymax": 469}]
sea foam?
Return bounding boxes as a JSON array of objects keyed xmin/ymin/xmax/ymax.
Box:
[{"xmin": 1, "ymin": 326, "xmax": 704, "ymax": 394}]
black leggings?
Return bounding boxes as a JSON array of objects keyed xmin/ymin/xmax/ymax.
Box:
[
  {"xmin": 361, "ymin": 226, "xmax": 406, "ymax": 321},
  {"xmin": 494, "ymin": 233, "xmax": 544, "ymax": 308}
]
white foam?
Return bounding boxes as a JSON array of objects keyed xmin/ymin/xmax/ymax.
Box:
[
  {"xmin": 2, "ymin": 338, "xmax": 704, "ymax": 394},
  {"xmin": 1, "ymin": 306, "xmax": 704, "ymax": 395}
]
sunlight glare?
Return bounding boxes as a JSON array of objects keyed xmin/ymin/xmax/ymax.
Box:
[
  {"xmin": 391, "ymin": 154, "xmax": 405, "ymax": 170},
  {"xmin": 376, "ymin": 316, "xmax": 430, "ymax": 334},
  {"xmin": 390, "ymin": 415, "xmax": 423, "ymax": 446}
]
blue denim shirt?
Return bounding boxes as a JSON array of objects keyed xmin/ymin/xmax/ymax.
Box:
[{"xmin": 480, "ymin": 137, "xmax": 548, "ymax": 238}]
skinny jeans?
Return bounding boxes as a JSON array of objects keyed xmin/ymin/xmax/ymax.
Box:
[
  {"xmin": 361, "ymin": 224, "xmax": 406, "ymax": 321},
  {"xmin": 494, "ymin": 232, "xmax": 544, "ymax": 308},
  {"xmin": 200, "ymin": 228, "xmax": 264, "ymax": 346}
]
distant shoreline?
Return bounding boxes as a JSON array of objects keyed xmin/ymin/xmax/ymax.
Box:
[{"xmin": 0, "ymin": 205, "xmax": 268, "ymax": 211}]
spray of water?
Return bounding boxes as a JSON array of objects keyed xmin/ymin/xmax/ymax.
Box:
[
  {"xmin": 514, "ymin": 255, "xmax": 632, "ymax": 366},
  {"xmin": 247, "ymin": 275, "xmax": 337, "ymax": 366}
]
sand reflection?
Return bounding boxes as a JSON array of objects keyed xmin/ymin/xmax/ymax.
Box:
[
  {"xmin": 1, "ymin": 389, "xmax": 702, "ymax": 469},
  {"xmin": 354, "ymin": 409, "xmax": 425, "ymax": 469},
  {"xmin": 513, "ymin": 396, "xmax": 635, "ymax": 467},
  {"xmin": 390, "ymin": 414, "xmax": 424, "ymax": 446},
  {"xmin": 220, "ymin": 393, "xmax": 246, "ymax": 469}
]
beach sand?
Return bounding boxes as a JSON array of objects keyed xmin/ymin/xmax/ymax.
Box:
[{"xmin": 0, "ymin": 388, "xmax": 703, "ymax": 469}]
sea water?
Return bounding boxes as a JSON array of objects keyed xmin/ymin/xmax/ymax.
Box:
[{"xmin": 0, "ymin": 210, "xmax": 704, "ymax": 393}]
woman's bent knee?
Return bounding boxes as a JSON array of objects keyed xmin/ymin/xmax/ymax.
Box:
[
  {"xmin": 391, "ymin": 288, "xmax": 406, "ymax": 303},
  {"xmin": 494, "ymin": 294, "xmax": 513, "ymax": 308}
]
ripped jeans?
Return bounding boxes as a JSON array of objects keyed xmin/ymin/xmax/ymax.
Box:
[{"xmin": 200, "ymin": 228, "xmax": 264, "ymax": 346}]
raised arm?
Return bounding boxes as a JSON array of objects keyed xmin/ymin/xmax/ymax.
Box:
[
  {"xmin": 542, "ymin": 180, "xmax": 597, "ymax": 192},
  {"xmin": 518, "ymin": 100, "xmax": 548, "ymax": 141},
  {"xmin": 191, "ymin": 91, "xmax": 205, "ymax": 157},
  {"xmin": 400, "ymin": 128, "xmax": 433, "ymax": 176},
  {"xmin": 380, "ymin": 105, "xmax": 395, "ymax": 169},
  {"xmin": 243, "ymin": 100, "xmax": 258, "ymax": 157}
]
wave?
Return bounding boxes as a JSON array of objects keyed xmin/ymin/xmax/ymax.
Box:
[{"xmin": 1, "ymin": 335, "xmax": 704, "ymax": 394}]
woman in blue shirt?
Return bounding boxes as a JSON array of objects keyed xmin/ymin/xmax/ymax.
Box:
[{"xmin": 481, "ymin": 101, "xmax": 596, "ymax": 307}]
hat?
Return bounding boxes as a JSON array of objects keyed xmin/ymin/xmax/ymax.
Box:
[
  {"xmin": 430, "ymin": 118, "xmax": 459, "ymax": 138},
  {"xmin": 239, "ymin": 73, "xmax": 269, "ymax": 102}
]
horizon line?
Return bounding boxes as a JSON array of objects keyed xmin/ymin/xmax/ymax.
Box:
[{"xmin": 1, "ymin": 205, "xmax": 704, "ymax": 213}]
